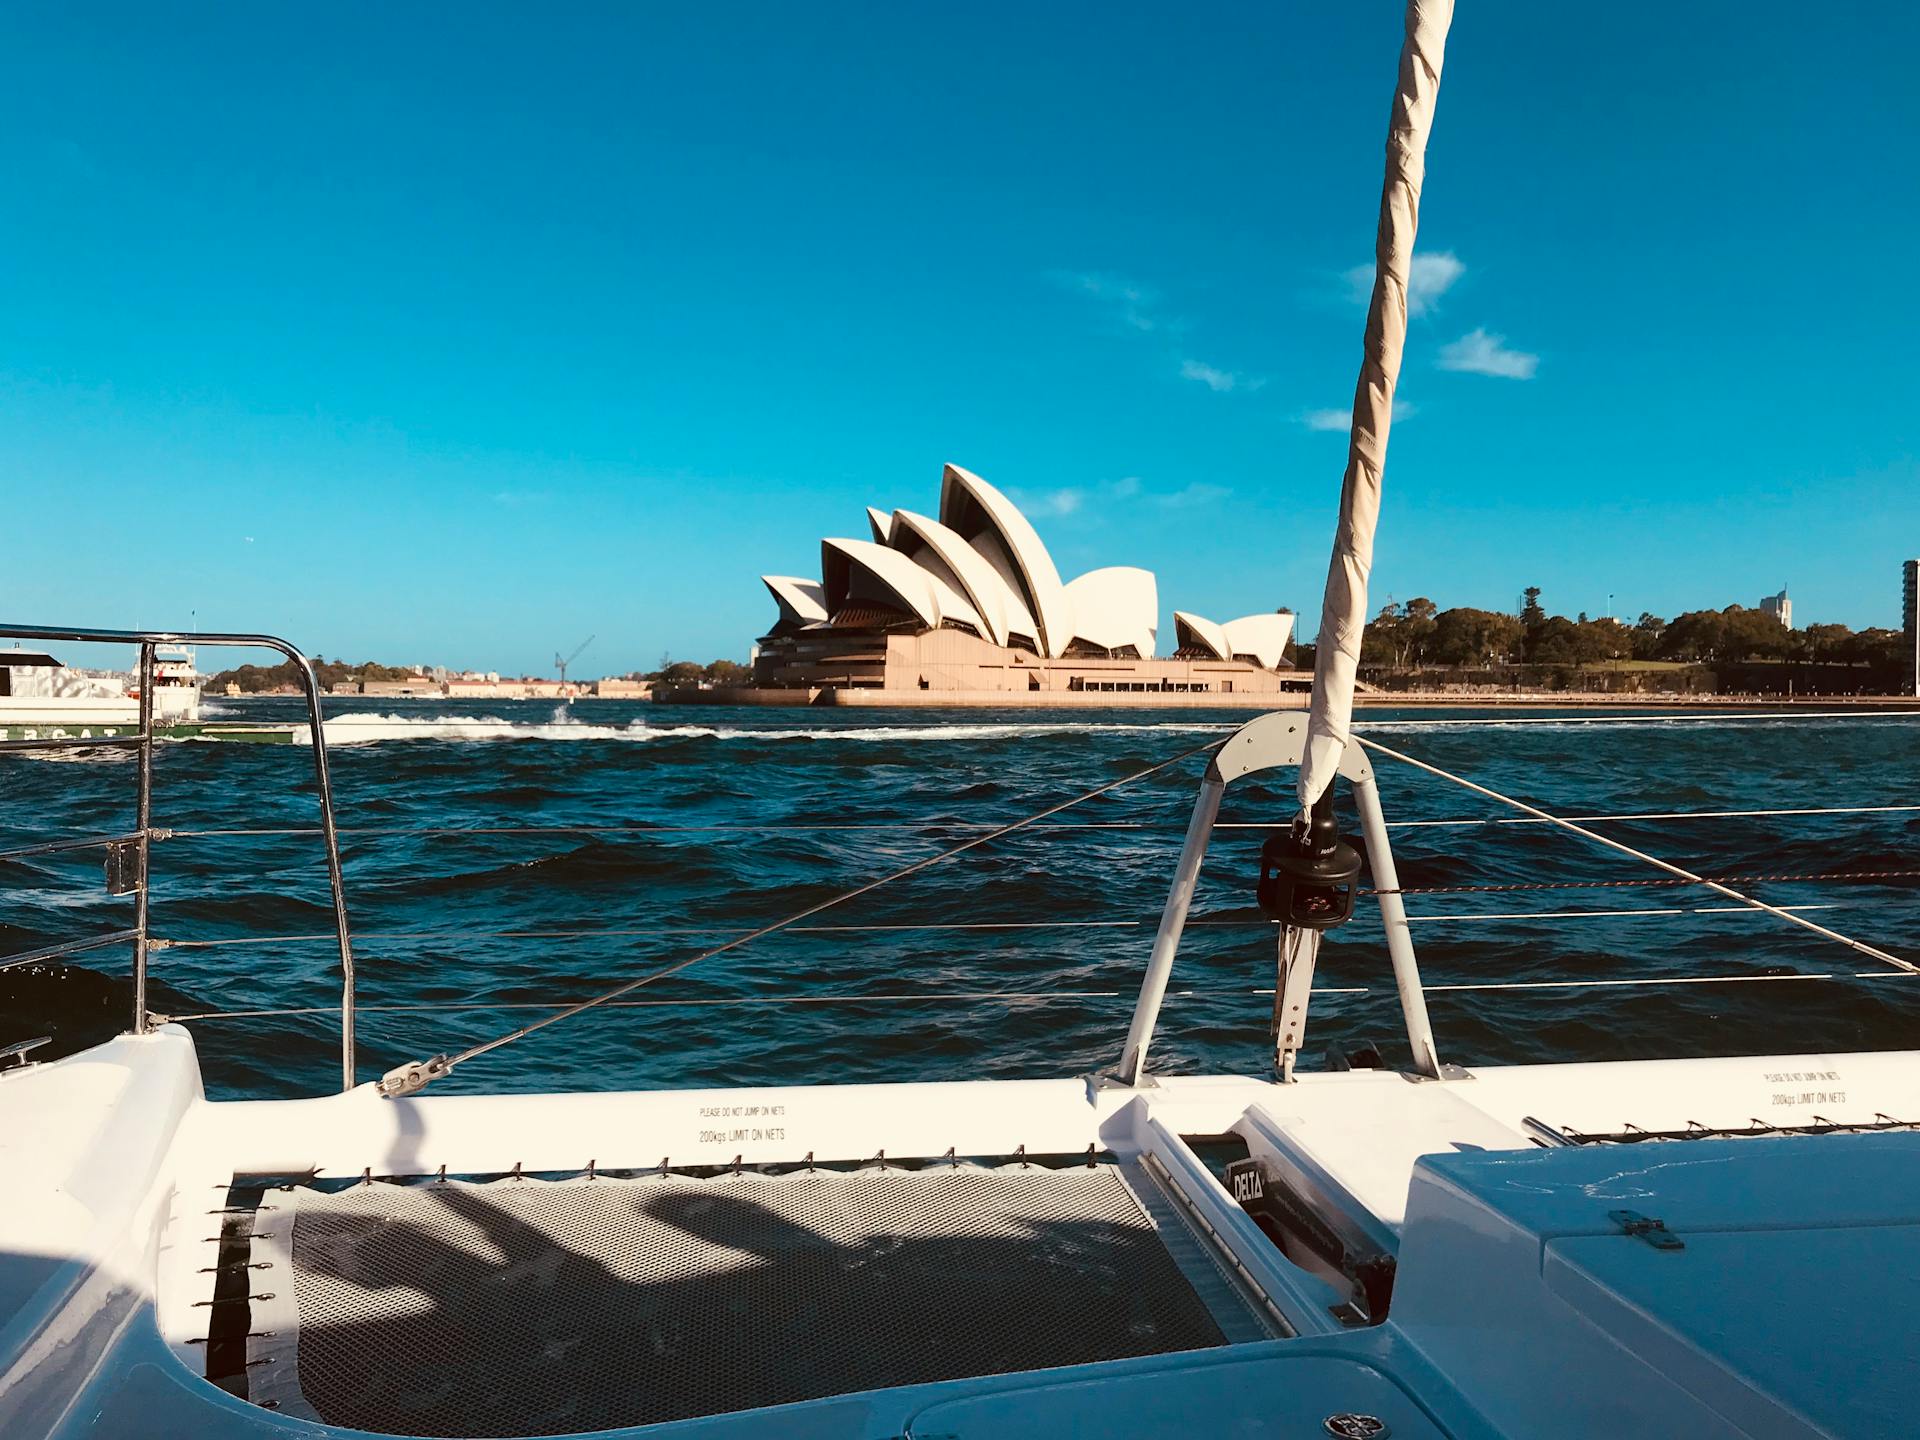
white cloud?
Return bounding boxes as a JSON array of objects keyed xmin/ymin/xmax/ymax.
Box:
[
  {"xmin": 1154, "ymin": 481, "xmax": 1231, "ymax": 509},
  {"xmin": 1058, "ymin": 271, "xmax": 1160, "ymax": 332},
  {"xmin": 1437, "ymin": 327, "xmax": 1539, "ymax": 379},
  {"xmin": 1345, "ymin": 249, "xmax": 1465, "ymax": 316},
  {"xmin": 1028, "ymin": 474, "xmax": 1224, "ymax": 517},
  {"xmin": 1011, "ymin": 487, "xmax": 1086, "ymax": 519},
  {"xmin": 1180, "ymin": 358, "xmax": 1265, "ymax": 394},
  {"xmin": 1057, "ymin": 273, "xmax": 1263, "ymax": 394},
  {"xmin": 1301, "ymin": 398, "xmax": 1414, "ymax": 432}
]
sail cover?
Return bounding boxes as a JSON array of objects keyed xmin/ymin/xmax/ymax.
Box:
[{"xmin": 1298, "ymin": 0, "xmax": 1454, "ymax": 809}]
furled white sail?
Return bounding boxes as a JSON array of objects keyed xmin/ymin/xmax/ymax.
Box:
[{"xmin": 1298, "ymin": 0, "xmax": 1454, "ymax": 810}]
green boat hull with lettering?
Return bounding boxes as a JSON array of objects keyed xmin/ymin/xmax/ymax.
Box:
[{"xmin": 0, "ymin": 721, "xmax": 301, "ymax": 745}]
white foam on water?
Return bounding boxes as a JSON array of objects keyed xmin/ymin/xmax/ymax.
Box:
[
  {"xmin": 290, "ymin": 713, "xmax": 1245, "ymax": 746},
  {"xmin": 263, "ymin": 708, "xmax": 1920, "ymax": 746},
  {"xmin": 756, "ymin": 720, "xmax": 1239, "ymax": 743},
  {"xmin": 301, "ymin": 713, "xmax": 672, "ymax": 745}
]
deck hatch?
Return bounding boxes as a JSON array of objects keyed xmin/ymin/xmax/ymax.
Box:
[{"xmin": 251, "ymin": 1163, "xmax": 1227, "ymax": 1436}]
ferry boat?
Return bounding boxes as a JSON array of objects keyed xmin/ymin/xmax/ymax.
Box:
[
  {"xmin": 4, "ymin": 4, "xmax": 1916, "ymax": 1436},
  {"xmin": 0, "ymin": 641, "xmax": 202, "ymax": 741}
]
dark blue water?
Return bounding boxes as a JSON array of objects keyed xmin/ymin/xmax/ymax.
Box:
[{"xmin": 3, "ymin": 701, "xmax": 1917, "ymax": 1099}]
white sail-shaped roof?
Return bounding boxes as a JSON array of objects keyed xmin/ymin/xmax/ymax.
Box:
[
  {"xmin": 1173, "ymin": 611, "xmax": 1231, "ymax": 661},
  {"xmin": 888, "ymin": 509, "xmax": 1038, "ymax": 649},
  {"xmin": 760, "ymin": 575, "xmax": 828, "ymax": 628},
  {"xmin": 757, "ymin": 464, "xmax": 1292, "ymax": 665},
  {"xmin": 1061, "ymin": 567, "xmax": 1158, "ymax": 657},
  {"xmin": 820, "ymin": 537, "xmax": 983, "ymax": 633},
  {"xmin": 1221, "ymin": 613, "xmax": 1294, "ymax": 670},
  {"xmin": 1174, "ymin": 610, "xmax": 1293, "ymax": 669},
  {"xmin": 938, "ymin": 464, "xmax": 1071, "ymax": 657}
]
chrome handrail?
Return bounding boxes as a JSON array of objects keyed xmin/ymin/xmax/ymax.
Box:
[{"xmin": 0, "ymin": 623, "xmax": 358, "ymax": 1091}]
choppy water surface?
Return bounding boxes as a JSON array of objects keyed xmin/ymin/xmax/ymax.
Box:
[{"xmin": 3, "ymin": 701, "xmax": 1917, "ymax": 1099}]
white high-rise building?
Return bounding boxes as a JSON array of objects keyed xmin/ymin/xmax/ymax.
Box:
[
  {"xmin": 1903, "ymin": 559, "xmax": 1918, "ymax": 696},
  {"xmin": 1759, "ymin": 588, "xmax": 1792, "ymax": 628}
]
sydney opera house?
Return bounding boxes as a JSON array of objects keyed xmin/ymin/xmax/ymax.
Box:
[{"xmin": 740, "ymin": 464, "xmax": 1304, "ymax": 705}]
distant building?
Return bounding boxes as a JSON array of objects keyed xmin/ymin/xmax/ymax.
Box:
[
  {"xmin": 748, "ymin": 464, "xmax": 1299, "ymax": 702},
  {"xmin": 494, "ymin": 679, "xmax": 572, "ymax": 699},
  {"xmin": 594, "ymin": 678, "xmax": 651, "ymax": 698},
  {"xmin": 1904, "ymin": 560, "xmax": 1918, "ymax": 696},
  {"xmin": 1759, "ymin": 588, "xmax": 1792, "ymax": 628},
  {"xmin": 359, "ymin": 677, "xmax": 437, "ymax": 697}
]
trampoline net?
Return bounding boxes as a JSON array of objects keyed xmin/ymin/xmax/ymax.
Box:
[{"xmin": 258, "ymin": 1164, "xmax": 1228, "ymax": 1436}]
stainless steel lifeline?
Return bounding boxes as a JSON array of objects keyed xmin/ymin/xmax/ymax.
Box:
[
  {"xmin": 0, "ymin": 623, "xmax": 360, "ymax": 1091},
  {"xmin": 132, "ymin": 642, "xmax": 154, "ymax": 1039}
]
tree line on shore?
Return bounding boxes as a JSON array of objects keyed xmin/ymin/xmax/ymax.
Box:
[
  {"xmin": 209, "ymin": 595, "xmax": 1905, "ymax": 693},
  {"xmin": 1349, "ymin": 588, "xmax": 1906, "ymax": 671},
  {"xmin": 207, "ymin": 657, "xmax": 420, "ymax": 693},
  {"xmin": 210, "ymin": 655, "xmax": 751, "ymax": 692}
]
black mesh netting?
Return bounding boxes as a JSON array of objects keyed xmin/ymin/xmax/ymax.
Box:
[{"xmin": 281, "ymin": 1166, "xmax": 1226, "ymax": 1436}]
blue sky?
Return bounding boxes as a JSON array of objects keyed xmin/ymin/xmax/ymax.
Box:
[{"xmin": 4, "ymin": 4, "xmax": 1916, "ymax": 676}]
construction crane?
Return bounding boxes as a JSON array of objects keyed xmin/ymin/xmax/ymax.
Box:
[{"xmin": 555, "ymin": 635, "xmax": 594, "ymax": 686}]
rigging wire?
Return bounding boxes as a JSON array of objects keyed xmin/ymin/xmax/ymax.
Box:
[
  {"xmin": 158, "ymin": 964, "xmax": 1920, "ymax": 1026},
  {"xmin": 55, "ymin": 798, "xmax": 1919, "ymax": 844},
  {"xmin": 1385, "ymin": 868, "xmax": 1920, "ymax": 894},
  {"xmin": 20, "ymin": 712, "xmax": 1910, "ymax": 1057},
  {"xmin": 1356, "ymin": 736, "xmax": 1918, "ymax": 973},
  {"xmin": 143, "ymin": 897, "xmax": 1873, "ymax": 953},
  {"xmin": 373, "ymin": 734, "xmax": 1232, "ymax": 1093},
  {"xmin": 1373, "ymin": 802, "xmax": 1920, "ymax": 829}
]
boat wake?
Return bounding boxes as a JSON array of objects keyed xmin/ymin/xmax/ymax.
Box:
[
  {"xmin": 296, "ymin": 713, "xmax": 1247, "ymax": 746},
  {"xmin": 268, "ymin": 709, "xmax": 1920, "ymax": 748},
  {"xmin": 282, "ymin": 709, "xmax": 1920, "ymax": 746}
]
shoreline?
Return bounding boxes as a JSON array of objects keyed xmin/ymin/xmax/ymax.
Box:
[
  {"xmin": 201, "ymin": 689, "xmax": 1920, "ymax": 714},
  {"xmin": 649, "ymin": 685, "xmax": 1920, "ymax": 711},
  {"xmin": 1353, "ymin": 691, "xmax": 1920, "ymax": 709}
]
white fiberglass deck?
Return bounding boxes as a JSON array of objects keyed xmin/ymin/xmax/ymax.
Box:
[{"xmin": 6, "ymin": 1027, "xmax": 1920, "ymax": 1438}]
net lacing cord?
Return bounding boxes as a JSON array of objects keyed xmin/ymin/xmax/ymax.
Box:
[
  {"xmin": 373, "ymin": 736, "xmax": 1232, "ymax": 1096},
  {"xmin": 1355, "ymin": 735, "xmax": 1918, "ymax": 973}
]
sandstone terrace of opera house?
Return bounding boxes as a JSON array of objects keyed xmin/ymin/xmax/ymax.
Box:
[{"xmin": 703, "ymin": 463, "xmax": 1305, "ymax": 708}]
